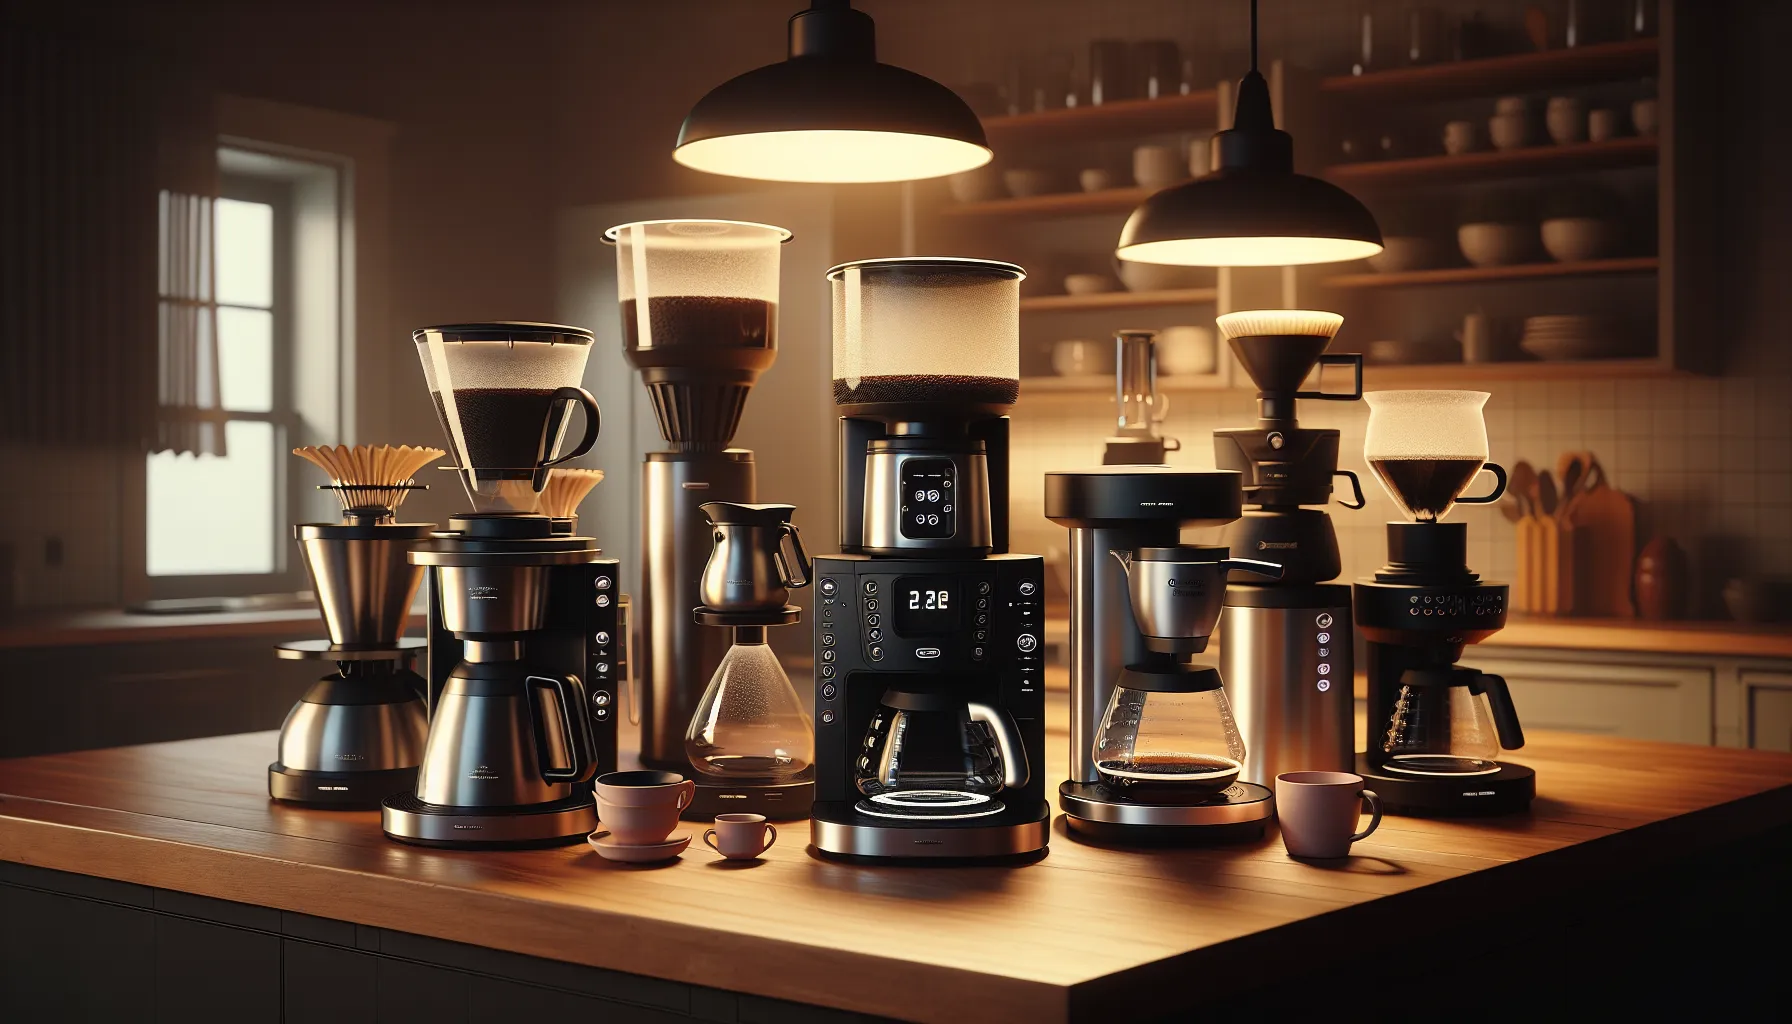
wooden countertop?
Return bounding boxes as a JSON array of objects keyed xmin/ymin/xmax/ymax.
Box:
[
  {"xmin": 2, "ymin": 686, "xmax": 1788, "ymax": 1023},
  {"xmin": 0, "ymin": 607, "xmax": 426, "ymax": 649}
]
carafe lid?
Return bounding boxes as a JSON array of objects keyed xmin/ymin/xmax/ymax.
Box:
[
  {"xmin": 1117, "ymin": 665, "xmax": 1224, "ymax": 693},
  {"xmin": 700, "ymin": 501, "xmax": 796, "ymax": 526},
  {"xmin": 1136, "ymin": 545, "xmax": 1227, "ymax": 562}
]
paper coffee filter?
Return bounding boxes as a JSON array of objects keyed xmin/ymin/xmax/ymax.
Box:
[
  {"xmin": 1216, "ymin": 309, "xmax": 1344, "ymax": 341},
  {"xmin": 293, "ymin": 444, "xmax": 446, "ymax": 486},
  {"xmin": 540, "ymin": 468, "xmax": 605, "ymax": 519}
]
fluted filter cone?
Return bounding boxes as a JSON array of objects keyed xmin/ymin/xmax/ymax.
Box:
[
  {"xmin": 540, "ymin": 468, "xmax": 605, "ymax": 520},
  {"xmin": 293, "ymin": 444, "xmax": 445, "ymax": 518},
  {"xmin": 1215, "ymin": 309, "xmax": 1345, "ymax": 396}
]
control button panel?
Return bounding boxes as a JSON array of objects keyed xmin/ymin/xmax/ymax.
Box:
[
  {"xmin": 898, "ymin": 458, "xmax": 956, "ymax": 539},
  {"xmin": 1007, "ymin": 569, "xmax": 1045, "ymax": 709}
]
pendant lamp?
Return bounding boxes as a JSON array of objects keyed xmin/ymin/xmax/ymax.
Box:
[
  {"xmin": 1116, "ymin": 0, "xmax": 1382, "ymax": 267},
  {"xmin": 674, "ymin": 0, "xmax": 992, "ymax": 184}
]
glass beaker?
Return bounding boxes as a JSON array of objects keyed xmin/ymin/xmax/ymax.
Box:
[
  {"xmin": 684, "ymin": 628, "xmax": 813, "ymax": 783},
  {"xmin": 1363, "ymin": 390, "xmax": 1507, "ymax": 521},
  {"xmin": 1093, "ymin": 668, "xmax": 1247, "ymax": 801}
]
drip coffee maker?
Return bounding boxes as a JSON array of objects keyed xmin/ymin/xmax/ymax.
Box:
[
  {"xmin": 1210, "ymin": 310, "xmax": 1368, "ymax": 787},
  {"xmin": 1045, "ymin": 468, "xmax": 1283, "ymax": 841},
  {"xmin": 684, "ymin": 501, "xmax": 815, "ymax": 819},
  {"xmin": 382, "ymin": 323, "xmax": 622, "ymax": 848},
  {"xmin": 269, "ymin": 445, "xmax": 444, "ymax": 805},
  {"xmin": 606, "ymin": 219, "xmax": 789, "ymax": 774},
  {"xmin": 1352, "ymin": 390, "xmax": 1533, "ymax": 815},
  {"xmin": 1102, "ymin": 329, "xmax": 1179, "ymax": 465},
  {"xmin": 812, "ymin": 257, "xmax": 1050, "ymax": 861}
]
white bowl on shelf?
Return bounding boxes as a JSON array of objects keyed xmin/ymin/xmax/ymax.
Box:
[
  {"xmin": 1115, "ymin": 260, "xmax": 1208, "ymax": 293},
  {"xmin": 1063, "ymin": 273, "xmax": 1118, "ymax": 296},
  {"xmin": 1157, "ymin": 326, "xmax": 1217, "ymax": 375},
  {"xmin": 1003, "ymin": 168, "xmax": 1057, "ymax": 198},
  {"xmin": 1457, "ymin": 222, "xmax": 1536, "ymax": 268},
  {"xmin": 947, "ymin": 165, "xmax": 1003, "ymax": 203},
  {"xmin": 1050, "ymin": 339, "xmax": 1104, "ymax": 376},
  {"xmin": 1540, "ymin": 217, "xmax": 1620, "ymax": 263},
  {"xmin": 1367, "ymin": 236, "xmax": 1443, "ymax": 274}
]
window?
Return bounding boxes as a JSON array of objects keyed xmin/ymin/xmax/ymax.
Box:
[{"xmin": 144, "ymin": 149, "xmax": 344, "ymax": 597}]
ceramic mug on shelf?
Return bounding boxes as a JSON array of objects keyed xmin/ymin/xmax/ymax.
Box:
[
  {"xmin": 1276, "ymin": 771, "xmax": 1382, "ymax": 860},
  {"xmin": 704, "ymin": 813, "xmax": 778, "ymax": 860},
  {"xmin": 1079, "ymin": 168, "xmax": 1114, "ymax": 193},
  {"xmin": 595, "ymin": 770, "xmax": 695, "ymax": 845},
  {"xmin": 1588, "ymin": 108, "xmax": 1620, "ymax": 143},
  {"xmin": 1442, "ymin": 120, "xmax": 1477, "ymax": 155},
  {"xmin": 1546, "ymin": 96, "xmax": 1586, "ymax": 144},
  {"xmin": 1132, "ymin": 144, "xmax": 1184, "ymax": 190}
]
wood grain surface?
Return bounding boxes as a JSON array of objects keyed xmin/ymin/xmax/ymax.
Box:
[{"xmin": 1, "ymin": 672, "xmax": 1788, "ymax": 1023}]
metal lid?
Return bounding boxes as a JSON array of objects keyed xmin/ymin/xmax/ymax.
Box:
[
  {"xmin": 411, "ymin": 322, "xmax": 593, "ymax": 345},
  {"xmin": 826, "ymin": 256, "xmax": 1025, "ymax": 281}
]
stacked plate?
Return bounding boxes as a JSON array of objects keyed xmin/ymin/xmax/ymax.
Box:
[{"xmin": 1519, "ymin": 316, "xmax": 1637, "ymax": 361}]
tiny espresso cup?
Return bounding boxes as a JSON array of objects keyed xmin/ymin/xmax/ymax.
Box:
[
  {"xmin": 1276, "ymin": 771, "xmax": 1382, "ymax": 860},
  {"xmin": 704, "ymin": 813, "xmax": 778, "ymax": 860},
  {"xmin": 595, "ymin": 770, "xmax": 695, "ymax": 846}
]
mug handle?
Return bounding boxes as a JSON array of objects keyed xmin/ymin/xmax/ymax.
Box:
[
  {"xmin": 702, "ymin": 830, "xmax": 721, "ymax": 853},
  {"xmin": 762, "ymin": 824, "xmax": 778, "ymax": 853},
  {"xmin": 1456, "ymin": 462, "xmax": 1508, "ymax": 505},
  {"xmin": 532, "ymin": 386, "xmax": 602, "ymax": 489},
  {"xmin": 677, "ymin": 779, "xmax": 696, "ymax": 810},
  {"xmin": 1351, "ymin": 789, "xmax": 1383, "ymax": 843}
]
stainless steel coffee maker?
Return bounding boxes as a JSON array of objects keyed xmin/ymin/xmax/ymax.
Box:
[{"xmin": 381, "ymin": 323, "xmax": 623, "ymax": 848}]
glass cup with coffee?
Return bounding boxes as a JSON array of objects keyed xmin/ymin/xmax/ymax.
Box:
[{"xmin": 1362, "ymin": 390, "xmax": 1507, "ymax": 522}]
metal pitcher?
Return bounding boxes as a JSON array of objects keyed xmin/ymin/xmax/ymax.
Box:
[{"xmin": 698, "ymin": 502, "xmax": 811, "ymax": 613}]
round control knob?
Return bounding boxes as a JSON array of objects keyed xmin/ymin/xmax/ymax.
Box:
[
  {"xmin": 1016, "ymin": 634, "xmax": 1038, "ymax": 653},
  {"xmin": 1018, "ymin": 580, "xmax": 1037, "ymax": 597},
  {"xmin": 819, "ymin": 578, "xmax": 838, "ymax": 596},
  {"xmin": 595, "ymin": 594, "xmax": 612, "ymax": 608},
  {"xmin": 595, "ymin": 576, "xmax": 612, "ymax": 591},
  {"xmin": 592, "ymin": 691, "xmax": 611, "ymax": 707},
  {"xmin": 594, "ymin": 631, "xmax": 611, "ymax": 646}
]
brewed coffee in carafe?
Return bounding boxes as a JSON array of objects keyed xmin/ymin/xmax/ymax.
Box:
[{"xmin": 1364, "ymin": 390, "xmax": 1506, "ymax": 521}]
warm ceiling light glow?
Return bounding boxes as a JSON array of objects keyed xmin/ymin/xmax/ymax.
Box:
[
  {"xmin": 1119, "ymin": 236, "xmax": 1384, "ymax": 268},
  {"xmin": 673, "ymin": 130, "xmax": 991, "ymax": 184}
]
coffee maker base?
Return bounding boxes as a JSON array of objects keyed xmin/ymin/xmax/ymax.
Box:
[
  {"xmin": 1060, "ymin": 780, "xmax": 1274, "ymax": 844},
  {"xmin": 809, "ymin": 799, "xmax": 1051, "ymax": 860},
  {"xmin": 1355, "ymin": 754, "xmax": 1536, "ymax": 816},
  {"xmin": 379, "ymin": 792, "xmax": 597, "ymax": 849},
  {"xmin": 683, "ymin": 778, "xmax": 815, "ymax": 822},
  {"xmin": 268, "ymin": 763, "xmax": 418, "ymax": 808}
]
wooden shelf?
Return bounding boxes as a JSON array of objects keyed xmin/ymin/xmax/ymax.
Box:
[
  {"xmin": 982, "ymin": 89, "xmax": 1218, "ymax": 148},
  {"xmin": 1326, "ymin": 137, "xmax": 1658, "ymax": 188},
  {"xmin": 1023, "ymin": 372, "xmax": 1229, "ymax": 394},
  {"xmin": 1326, "ymin": 256, "xmax": 1658, "ymax": 289},
  {"xmin": 1020, "ymin": 287, "xmax": 1217, "ymax": 313},
  {"xmin": 1490, "ymin": 614, "xmax": 1792, "ymax": 660},
  {"xmin": 1359, "ymin": 357, "xmax": 1674, "ymax": 385},
  {"xmin": 940, "ymin": 186, "xmax": 1150, "ymax": 220},
  {"xmin": 1319, "ymin": 38, "xmax": 1660, "ymax": 103}
]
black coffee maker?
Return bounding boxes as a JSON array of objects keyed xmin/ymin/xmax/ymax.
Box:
[
  {"xmin": 1211, "ymin": 310, "xmax": 1366, "ymax": 788},
  {"xmin": 811, "ymin": 257, "xmax": 1049, "ymax": 861},
  {"xmin": 1353, "ymin": 389, "xmax": 1532, "ymax": 815}
]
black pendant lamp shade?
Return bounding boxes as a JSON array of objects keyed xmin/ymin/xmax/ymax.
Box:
[
  {"xmin": 674, "ymin": 0, "xmax": 992, "ymax": 183},
  {"xmin": 1115, "ymin": 4, "xmax": 1382, "ymax": 267}
]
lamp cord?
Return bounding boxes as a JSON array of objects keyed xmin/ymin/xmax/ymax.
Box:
[{"xmin": 1250, "ymin": 0, "xmax": 1259, "ymax": 72}]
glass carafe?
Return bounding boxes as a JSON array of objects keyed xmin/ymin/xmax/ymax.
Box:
[
  {"xmin": 1380, "ymin": 667, "xmax": 1525, "ymax": 775},
  {"xmin": 855, "ymin": 688, "xmax": 1029, "ymax": 816},
  {"xmin": 1362, "ymin": 390, "xmax": 1506, "ymax": 521},
  {"xmin": 1094, "ymin": 669, "xmax": 1247, "ymax": 801},
  {"xmin": 412, "ymin": 323, "xmax": 602, "ymax": 513},
  {"xmin": 684, "ymin": 629, "xmax": 813, "ymax": 782}
]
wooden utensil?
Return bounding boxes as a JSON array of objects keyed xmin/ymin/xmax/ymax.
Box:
[
  {"xmin": 1564, "ymin": 456, "xmax": 1636, "ymax": 617},
  {"xmin": 1536, "ymin": 470, "xmax": 1558, "ymax": 519},
  {"xmin": 1508, "ymin": 462, "xmax": 1540, "ymax": 613}
]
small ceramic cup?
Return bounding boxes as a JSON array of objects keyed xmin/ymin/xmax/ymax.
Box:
[
  {"xmin": 595, "ymin": 770, "xmax": 694, "ymax": 845},
  {"xmin": 1631, "ymin": 98, "xmax": 1659, "ymax": 137},
  {"xmin": 704, "ymin": 813, "xmax": 778, "ymax": 860},
  {"xmin": 1442, "ymin": 120, "xmax": 1477, "ymax": 155},
  {"xmin": 1588, "ymin": 108, "xmax": 1620, "ymax": 143},
  {"xmin": 1276, "ymin": 771, "xmax": 1382, "ymax": 860},
  {"xmin": 1078, "ymin": 168, "xmax": 1113, "ymax": 193},
  {"xmin": 1546, "ymin": 96, "xmax": 1585, "ymax": 145},
  {"xmin": 1487, "ymin": 112, "xmax": 1529, "ymax": 151}
]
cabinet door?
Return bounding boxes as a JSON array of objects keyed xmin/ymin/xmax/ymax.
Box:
[
  {"xmin": 1740, "ymin": 670, "xmax": 1792, "ymax": 752},
  {"xmin": 1464, "ymin": 655, "xmax": 1714, "ymax": 744}
]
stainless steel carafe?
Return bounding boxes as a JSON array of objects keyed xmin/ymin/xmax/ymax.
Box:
[
  {"xmin": 414, "ymin": 651, "xmax": 596, "ymax": 807},
  {"xmin": 697, "ymin": 501, "xmax": 811, "ymax": 612}
]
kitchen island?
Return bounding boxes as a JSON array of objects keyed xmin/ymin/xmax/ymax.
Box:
[{"xmin": 2, "ymin": 716, "xmax": 1789, "ymax": 1022}]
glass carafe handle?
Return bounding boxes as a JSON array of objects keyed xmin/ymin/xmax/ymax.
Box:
[
  {"xmin": 1470, "ymin": 671, "xmax": 1525, "ymax": 750},
  {"xmin": 968, "ymin": 702, "xmax": 1029, "ymax": 789},
  {"xmin": 529, "ymin": 674, "xmax": 596, "ymax": 783},
  {"xmin": 1334, "ymin": 469, "xmax": 1366, "ymax": 510},
  {"xmin": 532, "ymin": 386, "xmax": 603, "ymax": 488},
  {"xmin": 776, "ymin": 523, "xmax": 811, "ymax": 590},
  {"xmin": 1455, "ymin": 462, "xmax": 1508, "ymax": 505},
  {"xmin": 1295, "ymin": 353, "xmax": 1364, "ymax": 401}
]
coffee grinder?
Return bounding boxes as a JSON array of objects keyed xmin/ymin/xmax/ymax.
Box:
[
  {"xmin": 1102, "ymin": 329, "xmax": 1180, "ymax": 466},
  {"xmin": 606, "ymin": 219, "xmax": 789, "ymax": 773},
  {"xmin": 1211, "ymin": 310, "xmax": 1367, "ymax": 787},
  {"xmin": 1354, "ymin": 390, "xmax": 1533, "ymax": 815},
  {"xmin": 811, "ymin": 257, "xmax": 1050, "ymax": 861},
  {"xmin": 381, "ymin": 323, "xmax": 622, "ymax": 848},
  {"xmin": 1045, "ymin": 468, "xmax": 1284, "ymax": 842},
  {"xmin": 269, "ymin": 444, "xmax": 445, "ymax": 805}
]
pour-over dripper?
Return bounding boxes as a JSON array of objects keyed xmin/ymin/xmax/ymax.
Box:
[
  {"xmin": 1216, "ymin": 309, "xmax": 1361, "ymax": 420},
  {"xmin": 1363, "ymin": 390, "xmax": 1507, "ymax": 522},
  {"xmin": 605, "ymin": 220, "xmax": 789, "ymax": 446},
  {"xmin": 412, "ymin": 323, "xmax": 602, "ymax": 513}
]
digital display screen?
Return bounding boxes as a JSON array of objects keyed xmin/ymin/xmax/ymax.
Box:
[{"xmin": 892, "ymin": 576, "xmax": 960, "ymax": 634}]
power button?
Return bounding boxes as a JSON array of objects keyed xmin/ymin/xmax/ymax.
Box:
[{"xmin": 1315, "ymin": 612, "xmax": 1334, "ymax": 629}]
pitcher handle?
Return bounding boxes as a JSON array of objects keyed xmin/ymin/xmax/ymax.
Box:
[
  {"xmin": 529, "ymin": 674, "xmax": 596, "ymax": 783},
  {"xmin": 1295, "ymin": 353, "xmax": 1363, "ymax": 401},
  {"xmin": 1334, "ymin": 469, "xmax": 1366, "ymax": 510},
  {"xmin": 968, "ymin": 702, "xmax": 1029, "ymax": 790},
  {"xmin": 1221, "ymin": 557, "xmax": 1285, "ymax": 580},
  {"xmin": 533, "ymin": 386, "xmax": 602, "ymax": 488},
  {"xmin": 776, "ymin": 523, "xmax": 812, "ymax": 590},
  {"xmin": 1471, "ymin": 672, "xmax": 1526, "ymax": 751},
  {"xmin": 1455, "ymin": 462, "xmax": 1508, "ymax": 505}
]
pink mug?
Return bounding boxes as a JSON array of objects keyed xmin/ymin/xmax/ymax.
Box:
[
  {"xmin": 594, "ymin": 770, "xmax": 694, "ymax": 845},
  {"xmin": 703, "ymin": 813, "xmax": 777, "ymax": 860},
  {"xmin": 1275, "ymin": 771, "xmax": 1382, "ymax": 859}
]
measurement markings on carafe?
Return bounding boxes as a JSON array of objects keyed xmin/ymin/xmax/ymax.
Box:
[{"xmin": 899, "ymin": 459, "xmax": 956, "ymax": 539}]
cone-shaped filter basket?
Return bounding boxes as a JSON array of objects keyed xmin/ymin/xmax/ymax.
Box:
[
  {"xmin": 540, "ymin": 468, "xmax": 605, "ymax": 520},
  {"xmin": 1217, "ymin": 310, "xmax": 1343, "ymax": 396}
]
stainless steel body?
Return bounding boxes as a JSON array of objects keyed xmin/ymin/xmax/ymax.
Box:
[
  {"xmin": 268, "ymin": 641, "xmax": 431, "ymax": 805},
  {"xmin": 1066, "ymin": 526, "xmax": 1152, "ymax": 784},
  {"xmin": 697, "ymin": 506, "xmax": 809, "ymax": 613},
  {"xmin": 277, "ymin": 693, "xmax": 427, "ymax": 773},
  {"xmin": 295, "ymin": 524, "xmax": 431, "ymax": 645},
  {"xmin": 862, "ymin": 447, "xmax": 991, "ymax": 555},
  {"xmin": 1058, "ymin": 781, "xmax": 1274, "ymax": 827},
  {"xmin": 1220, "ymin": 593, "xmax": 1355, "ymax": 786},
  {"xmin": 437, "ymin": 565, "xmax": 549, "ymax": 635},
  {"xmin": 810, "ymin": 816, "xmax": 1050, "ymax": 858},
  {"xmin": 413, "ymin": 671, "xmax": 579, "ymax": 807},
  {"xmin": 1113, "ymin": 550, "xmax": 1281, "ymax": 651},
  {"xmin": 641, "ymin": 450, "xmax": 753, "ymax": 769}
]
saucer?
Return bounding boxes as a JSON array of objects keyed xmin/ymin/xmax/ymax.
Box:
[{"xmin": 588, "ymin": 831, "xmax": 690, "ymax": 863}]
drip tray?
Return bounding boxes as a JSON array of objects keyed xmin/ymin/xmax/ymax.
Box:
[{"xmin": 1060, "ymin": 780, "xmax": 1274, "ymax": 841}]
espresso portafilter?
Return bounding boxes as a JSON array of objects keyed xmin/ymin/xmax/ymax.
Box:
[{"xmin": 270, "ymin": 446, "xmax": 442, "ymax": 806}]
